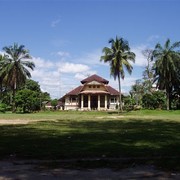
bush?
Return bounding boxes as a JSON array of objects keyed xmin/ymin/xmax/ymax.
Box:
[
  {"xmin": 123, "ymin": 105, "xmax": 134, "ymax": 111},
  {"xmin": 15, "ymin": 89, "xmax": 40, "ymax": 113},
  {"xmin": 0, "ymin": 103, "xmax": 7, "ymax": 113},
  {"xmin": 142, "ymin": 91, "xmax": 166, "ymax": 109}
]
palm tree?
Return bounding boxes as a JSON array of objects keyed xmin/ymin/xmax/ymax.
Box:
[
  {"xmin": 100, "ymin": 36, "xmax": 135, "ymax": 112},
  {"xmin": 1, "ymin": 43, "xmax": 35, "ymax": 112},
  {"xmin": 152, "ymin": 39, "xmax": 180, "ymax": 110}
]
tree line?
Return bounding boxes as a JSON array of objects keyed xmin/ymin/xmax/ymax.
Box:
[
  {"xmin": 101, "ymin": 37, "xmax": 180, "ymax": 111},
  {"xmin": 0, "ymin": 44, "xmax": 50, "ymax": 113},
  {"xmin": 0, "ymin": 37, "xmax": 180, "ymax": 113}
]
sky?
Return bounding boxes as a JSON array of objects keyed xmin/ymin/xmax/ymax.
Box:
[{"xmin": 0, "ymin": 0, "xmax": 180, "ymax": 98}]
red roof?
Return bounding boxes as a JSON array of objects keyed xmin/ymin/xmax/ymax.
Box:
[
  {"xmin": 106, "ymin": 86, "xmax": 119, "ymax": 95},
  {"xmin": 80, "ymin": 90, "xmax": 110, "ymax": 95},
  {"xmin": 45, "ymin": 100, "xmax": 63, "ymax": 106},
  {"xmin": 81, "ymin": 74, "xmax": 109, "ymax": 84},
  {"xmin": 66, "ymin": 85, "xmax": 83, "ymax": 95},
  {"xmin": 64, "ymin": 85, "xmax": 119, "ymax": 96},
  {"xmin": 61, "ymin": 74, "xmax": 119, "ymax": 97}
]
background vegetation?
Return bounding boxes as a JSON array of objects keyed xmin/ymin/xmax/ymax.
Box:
[{"xmin": 1, "ymin": 38, "xmax": 180, "ymax": 113}]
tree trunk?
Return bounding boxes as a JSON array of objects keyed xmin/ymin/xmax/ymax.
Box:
[
  {"xmin": 166, "ymin": 85, "xmax": 172, "ymax": 110},
  {"xmin": 166, "ymin": 91, "xmax": 170, "ymax": 111},
  {"xmin": 12, "ymin": 89, "xmax": 16, "ymax": 112},
  {"xmin": 12, "ymin": 82, "xmax": 16, "ymax": 113},
  {"xmin": 118, "ymin": 74, "xmax": 123, "ymax": 113},
  {"xmin": 0, "ymin": 79, "xmax": 2, "ymax": 100}
]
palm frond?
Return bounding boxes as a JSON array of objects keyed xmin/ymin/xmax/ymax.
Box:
[
  {"xmin": 164, "ymin": 39, "xmax": 170, "ymax": 49},
  {"xmin": 2, "ymin": 43, "xmax": 35, "ymax": 90},
  {"xmin": 170, "ymin": 41, "xmax": 180, "ymax": 51},
  {"xmin": 152, "ymin": 38, "xmax": 180, "ymax": 110}
]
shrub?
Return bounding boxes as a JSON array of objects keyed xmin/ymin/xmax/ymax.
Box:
[
  {"xmin": 142, "ymin": 91, "xmax": 166, "ymax": 109},
  {"xmin": 0, "ymin": 103, "xmax": 7, "ymax": 113}
]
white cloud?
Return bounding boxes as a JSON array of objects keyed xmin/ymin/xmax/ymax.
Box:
[
  {"xmin": 108, "ymin": 77, "xmax": 137, "ymax": 94},
  {"xmin": 1, "ymin": 44, "xmax": 150, "ymax": 98},
  {"xmin": 74, "ymin": 73, "xmax": 87, "ymax": 80},
  {"xmin": 131, "ymin": 45, "xmax": 148, "ymax": 67},
  {"xmin": 0, "ymin": 51, "xmax": 5, "ymax": 55},
  {"xmin": 30, "ymin": 56, "xmax": 94, "ymax": 98},
  {"xmin": 74, "ymin": 71, "xmax": 97, "ymax": 80},
  {"xmin": 57, "ymin": 51, "xmax": 70, "ymax": 57},
  {"xmin": 57, "ymin": 62, "xmax": 90, "ymax": 73},
  {"xmin": 32, "ymin": 56, "xmax": 54, "ymax": 68},
  {"xmin": 30, "ymin": 73, "xmax": 60, "ymax": 98},
  {"xmin": 30, "ymin": 57, "xmax": 60, "ymax": 98},
  {"xmin": 29, "ymin": 47, "xmax": 144, "ymax": 98}
]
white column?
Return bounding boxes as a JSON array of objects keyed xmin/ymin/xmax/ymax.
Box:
[
  {"xmin": 81, "ymin": 94, "xmax": 84, "ymax": 109},
  {"xmin": 105, "ymin": 95, "xmax": 107, "ymax": 110},
  {"xmin": 98, "ymin": 95, "xmax": 100, "ymax": 110},
  {"xmin": 88, "ymin": 95, "xmax": 91, "ymax": 110}
]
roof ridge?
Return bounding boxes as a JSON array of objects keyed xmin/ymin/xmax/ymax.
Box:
[{"xmin": 81, "ymin": 74, "xmax": 109, "ymax": 84}]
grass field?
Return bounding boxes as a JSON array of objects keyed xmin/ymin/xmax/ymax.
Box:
[{"xmin": 0, "ymin": 110, "xmax": 180, "ymax": 170}]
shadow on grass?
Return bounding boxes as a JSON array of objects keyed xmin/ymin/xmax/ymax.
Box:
[{"xmin": 0, "ymin": 119, "xmax": 179, "ymax": 170}]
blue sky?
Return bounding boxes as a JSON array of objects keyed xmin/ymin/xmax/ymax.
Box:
[{"xmin": 0, "ymin": 0, "xmax": 179, "ymax": 98}]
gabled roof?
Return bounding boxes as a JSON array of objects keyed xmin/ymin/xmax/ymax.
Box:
[
  {"xmin": 66, "ymin": 85, "xmax": 83, "ymax": 95},
  {"xmin": 106, "ymin": 86, "xmax": 119, "ymax": 95},
  {"xmin": 61, "ymin": 74, "xmax": 119, "ymax": 97},
  {"xmin": 45, "ymin": 101, "xmax": 52, "ymax": 106},
  {"xmin": 80, "ymin": 90, "xmax": 110, "ymax": 95},
  {"xmin": 64, "ymin": 85, "xmax": 119, "ymax": 96},
  {"xmin": 45, "ymin": 100, "xmax": 63, "ymax": 106},
  {"xmin": 81, "ymin": 74, "xmax": 109, "ymax": 84}
]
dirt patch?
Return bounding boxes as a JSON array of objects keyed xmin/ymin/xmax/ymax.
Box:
[
  {"xmin": 0, "ymin": 119, "xmax": 43, "ymax": 125},
  {"xmin": 0, "ymin": 160, "xmax": 179, "ymax": 180},
  {"xmin": 0, "ymin": 117, "xmax": 125, "ymax": 125},
  {"xmin": 96, "ymin": 116, "xmax": 125, "ymax": 119},
  {"xmin": 0, "ymin": 119, "xmax": 29, "ymax": 125}
]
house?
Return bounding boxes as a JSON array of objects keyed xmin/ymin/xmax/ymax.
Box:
[
  {"xmin": 61, "ymin": 74, "xmax": 120, "ymax": 110},
  {"xmin": 44, "ymin": 100, "xmax": 64, "ymax": 110}
]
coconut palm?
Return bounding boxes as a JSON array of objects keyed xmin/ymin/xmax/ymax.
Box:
[
  {"xmin": 100, "ymin": 36, "xmax": 135, "ymax": 112},
  {"xmin": 1, "ymin": 43, "xmax": 35, "ymax": 112},
  {"xmin": 152, "ymin": 39, "xmax": 180, "ymax": 110}
]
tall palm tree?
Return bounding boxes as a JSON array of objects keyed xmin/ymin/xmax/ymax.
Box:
[
  {"xmin": 100, "ymin": 36, "xmax": 135, "ymax": 112},
  {"xmin": 1, "ymin": 43, "xmax": 35, "ymax": 112},
  {"xmin": 152, "ymin": 39, "xmax": 180, "ymax": 110}
]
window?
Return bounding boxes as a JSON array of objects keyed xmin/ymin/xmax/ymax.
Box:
[
  {"xmin": 97, "ymin": 85, "xmax": 100, "ymax": 88},
  {"xmin": 72, "ymin": 97, "xmax": 76, "ymax": 102},
  {"xmin": 110, "ymin": 98, "xmax": 117, "ymax": 103},
  {"xmin": 89, "ymin": 85, "xmax": 91, "ymax": 88}
]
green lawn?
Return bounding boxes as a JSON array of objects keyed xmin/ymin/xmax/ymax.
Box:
[{"xmin": 0, "ymin": 110, "xmax": 180, "ymax": 170}]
